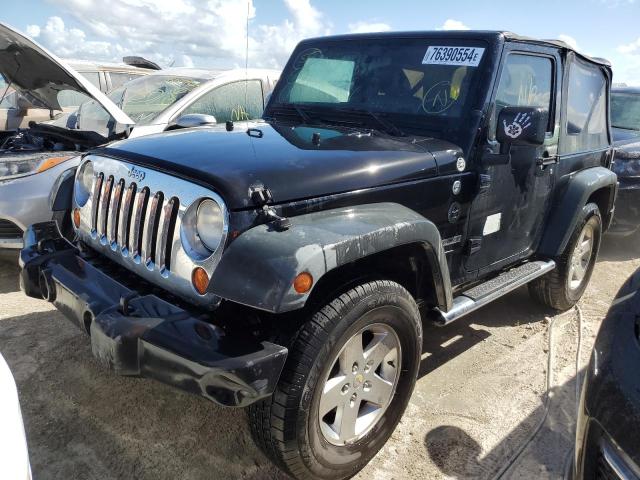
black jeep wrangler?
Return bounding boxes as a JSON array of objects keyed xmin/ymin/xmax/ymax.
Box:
[{"xmin": 20, "ymin": 31, "xmax": 616, "ymax": 479}]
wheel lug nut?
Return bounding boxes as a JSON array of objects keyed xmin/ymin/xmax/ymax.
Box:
[
  {"xmin": 352, "ymin": 362, "xmax": 359, "ymax": 373},
  {"xmin": 350, "ymin": 393, "xmax": 357, "ymax": 406},
  {"xmin": 341, "ymin": 383, "xmax": 350, "ymax": 394},
  {"xmin": 363, "ymin": 381, "xmax": 371, "ymax": 390}
]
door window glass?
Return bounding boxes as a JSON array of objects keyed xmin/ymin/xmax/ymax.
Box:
[
  {"xmin": 562, "ymin": 58, "xmax": 608, "ymax": 154},
  {"xmin": 182, "ymin": 80, "xmax": 264, "ymax": 122},
  {"xmin": 493, "ymin": 54, "xmax": 553, "ymax": 135}
]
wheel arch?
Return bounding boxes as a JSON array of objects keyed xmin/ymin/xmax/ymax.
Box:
[
  {"xmin": 303, "ymin": 241, "xmax": 449, "ymax": 314},
  {"xmin": 538, "ymin": 167, "xmax": 617, "ymax": 257}
]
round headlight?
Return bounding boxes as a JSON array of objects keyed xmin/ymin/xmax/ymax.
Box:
[
  {"xmin": 196, "ymin": 199, "xmax": 224, "ymax": 252},
  {"xmin": 74, "ymin": 160, "xmax": 94, "ymax": 207}
]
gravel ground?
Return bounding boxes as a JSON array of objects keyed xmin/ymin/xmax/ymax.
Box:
[{"xmin": 0, "ymin": 235, "xmax": 638, "ymax": 480}]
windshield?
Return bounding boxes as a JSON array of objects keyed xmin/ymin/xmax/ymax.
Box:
[
  {"xmin": 270, "ymin": 38, "xmax": 489, "ymax": 143},
  {"xmin": 611, "ymin": 92, "xmax": 640, "ymax": 131},
  {"xmin": 117, "ymin": 75, "xmax": 205, "ymax": 124},
  {"xmin": 76, "ymin": 75, "xmax": 205, "ymax": 136}
]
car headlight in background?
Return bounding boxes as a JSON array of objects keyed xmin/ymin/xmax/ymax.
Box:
[
  {"xmin": 74, "ymin": 160, "xmax": 94, "ymax": 207},
  {"xmin": 196, "ymin": 199, "xmax": 224, "ymax": 252},
  {"xmin": 0, "ymin": 155, "xmax": 74, "ymax": 180},
  {"xmin": 613, "ymin": 149, "xmax": 640, "ymax": 177},
  {"xmin": 613, "ymin": 158, "xmax": 640, "ymax": 177}
]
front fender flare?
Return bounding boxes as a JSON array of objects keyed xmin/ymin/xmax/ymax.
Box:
[
  {"xmin": 538, "ymin": 166, "xmax": 617, "ymax": 257},
  {"xmin": 209, "ymin": 203, "xmax": 452, "ymax": 313}
]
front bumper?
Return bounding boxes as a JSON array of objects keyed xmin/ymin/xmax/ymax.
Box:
[
  {"xmin": 609, "ymin": 180, "xmax": 640, "ymax": 236},
  {"xmin": 20, "ymin": 222, "xmax": 288, "ymax": 408}
]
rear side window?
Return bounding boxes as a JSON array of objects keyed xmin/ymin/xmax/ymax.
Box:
[
  {"xmin": 182, "ymin": 80, "xmax": 264, "ymax": 122},
  {"xmin": 82, "ymin": 71, "xmax": 101, "ymax": 89},
  {"xmin": 493, "ymin": 53, "xmax": 553, "ymax": 135},
  {"xmin": 561, "ymin": 58, "xmax": 608, "ymax": 154},
  {"xmin": 57, "ymin": 71, "xmax": 101, "ymax": 108},
  {"xmin": 109, "ymin": 72, "xmax": 144, "ymax": 90}
]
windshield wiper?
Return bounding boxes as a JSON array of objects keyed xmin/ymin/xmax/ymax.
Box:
[
  {"xmin": 332, "ymin": 108, "xmax": 406, "ymax": 137},
  {"xmin": 269, "ymin": 103, "xmax": 327, "ymax": 127},
  {"xmin": 612, "ymin": 125, "xmax": 640, "ymax": 131}
]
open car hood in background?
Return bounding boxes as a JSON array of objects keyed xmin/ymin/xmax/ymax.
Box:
[{"xmin": 0, "ymin": 23, "xmax": 134, "ymax": 126}]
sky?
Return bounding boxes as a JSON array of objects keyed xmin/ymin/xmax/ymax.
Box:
[{"xmin": 2, "ymin": 0, "xmax": 640, "ymax": 85}]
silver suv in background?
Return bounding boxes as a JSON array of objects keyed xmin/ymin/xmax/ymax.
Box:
[{"xmin": 0, "ymin": 23, "xmax": 279, "ymax": 250}]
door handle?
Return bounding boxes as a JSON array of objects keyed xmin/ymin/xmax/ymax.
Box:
[{"xmin": 536, "ymin": 154, "xmax": 558, "ymax": 167}]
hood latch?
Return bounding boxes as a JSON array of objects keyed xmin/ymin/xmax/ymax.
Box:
[{"xmin": 250, "ymin": 185, "xmax": 291, "ymax": 231}]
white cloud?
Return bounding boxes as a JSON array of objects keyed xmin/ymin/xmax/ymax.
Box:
[
  {"xmin": 25, "ymin": 24, "xmax": 40, "ymax": 38},
  {"xmin": 348, "ymin": 21, "xmax": 391, "ymax": 34},
  {"xmin": 557, "ymin": 34, "xmax": 579, "ymax": 51},
  {"xmin": 437, "ymin": 19, "xmax": 469, "ymax": 31},
  {"xmin": 611, "ymin": 36, "xmax": 640, "ymax": 85},
  {"xmin": 23, "ymin": 0, "xmax": 331, "ymax": 70},
  {"xmin": 618, "ymin": 37, "xmax": 640, "ymax": 54}
]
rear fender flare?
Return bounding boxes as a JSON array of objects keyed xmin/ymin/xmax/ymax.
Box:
[
  {"xmin": 208, "ymin": 203, "xmax": 453, "ymax": 313},
  {"xmin": 538, "ymin": 167, "xmax": 617, "ymax": 257}
]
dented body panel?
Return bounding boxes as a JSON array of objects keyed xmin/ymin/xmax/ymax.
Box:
[{"xmin": 210, "ymin": 203, "xmax": 452, "ymax": 313}]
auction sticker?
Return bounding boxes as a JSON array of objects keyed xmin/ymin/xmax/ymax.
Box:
[{"xmin": 422, "ymin": 46, "xmax": 485, "ymax": 67}]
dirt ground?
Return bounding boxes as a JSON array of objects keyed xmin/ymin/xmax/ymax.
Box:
[{"xmin": 0, "ymin": 235, "xmax": 639, "ymax": 480}]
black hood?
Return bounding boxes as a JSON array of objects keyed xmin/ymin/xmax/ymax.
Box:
[{"xmin": 99, "ymin": 121, "xmax": 460, "ymax": 210}]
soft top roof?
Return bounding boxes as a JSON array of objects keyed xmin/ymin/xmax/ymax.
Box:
[{"xmin": 299, "ymin": 30, "xmax": 611, "ymax": 67}]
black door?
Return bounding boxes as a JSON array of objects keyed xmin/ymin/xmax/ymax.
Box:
[{"xmin": 465, "ymin": 46, "xmax": 561, "ymax": 273}]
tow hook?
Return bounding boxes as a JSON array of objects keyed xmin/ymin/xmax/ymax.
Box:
[
  {"xmin": 38, "ymin": 268, "xmax": 55, "ymax": 302},
  {"xmin": 119, "ymin": 292, "xmax": 139, "ymax": 315}
]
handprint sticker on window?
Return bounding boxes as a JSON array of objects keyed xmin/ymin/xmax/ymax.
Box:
[{"xmin": 503, "ymin": 112, "xmax": 532, "ymax": 139}]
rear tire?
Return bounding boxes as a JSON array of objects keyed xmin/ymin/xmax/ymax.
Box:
[
  {"xmin": 249, "ymin": 280, "xmax": 422, "ymax": 480},
  {"xmin": 529, "ymin": 202, "xmax": 601, "ymax": 311}
]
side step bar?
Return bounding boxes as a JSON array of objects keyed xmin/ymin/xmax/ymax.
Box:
[{"xmin": 434, "ymin": 260, "xmax": 556, "ymax": 326}]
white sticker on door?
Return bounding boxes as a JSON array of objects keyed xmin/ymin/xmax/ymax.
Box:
[
  {"xmin": 422, "ymin": 46, "xmax": 485, "ymax": 67},
  {"xmin": 483, "ymin": 213, "xmax": 502, "ymax": 236}
]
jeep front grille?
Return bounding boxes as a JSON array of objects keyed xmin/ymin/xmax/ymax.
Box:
[{"xmin": 73, "ymin": 155, "xmax": 228, "ymax": 307}]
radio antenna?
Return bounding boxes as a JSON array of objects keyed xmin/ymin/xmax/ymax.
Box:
[{"xmin": 244, "ymin": 0, "xmax": 250, "ymax": 125}]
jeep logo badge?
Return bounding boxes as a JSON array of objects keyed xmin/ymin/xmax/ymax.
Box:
[{"xmin": 128, "ymin": 166, "xmax": 146, "ymax": 182}]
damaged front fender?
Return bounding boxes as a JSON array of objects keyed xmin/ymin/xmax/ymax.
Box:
[{"xmin": 209, "ymin": 202, "xmax": 452, "ymax": 313}]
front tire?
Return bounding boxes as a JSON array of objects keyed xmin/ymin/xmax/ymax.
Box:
[
  {"xmin": 529, "ymin": 202, "xmax": 602, "ymax": 310},
  {"xmin": 249, "ymin": 280, "xmax": 422, "ymax": 480}
]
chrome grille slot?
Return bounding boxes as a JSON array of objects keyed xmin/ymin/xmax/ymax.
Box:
[
  {"xmin": 90, "ymin": 172, "xmax": 104, "ymax": 233},
  {"xmin": 118, "ymin": 183, "xmax": 136, "ymax": 252},
  {"xmin": 141, "ymin": 191, "xmax": 164, "ymax": 265},
  {"xmin": 107, "ymin": 179, "xmax": 124, "ymax": 246},
  {"xmin": 129, "ymin": 187, "xmax": 149, "ymax": 258},
  {"xmin": 74, "ymin": 155, "xmax": 228, "ymax": 307},
  {"xmin": 97, "ymin": 175, "xmax": 114, "ymax": 239},
  {"xmin": 156, "ymin": 197, "xmax": 179, "ymax": 272}
]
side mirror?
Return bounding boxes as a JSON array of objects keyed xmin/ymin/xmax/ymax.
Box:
[
  {"xmin": 496, "ymin": 107, "xmax": 548, "ymax": 147},
  {"xmin": 174, "ymin": 113, "xmax": 217, "ymax": 129}
]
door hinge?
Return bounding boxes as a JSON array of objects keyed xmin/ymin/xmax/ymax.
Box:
[
  {"xmin": 466, "ymin": 237, "xmax": 482, "ymax": 255},
  {"xmin": 479, "ymin": 174, "xmax": 491, "ymax": 193}
]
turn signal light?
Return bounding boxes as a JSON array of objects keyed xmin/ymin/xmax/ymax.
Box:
[
  {"xmin": 293, "ymin": 272, "xmax": 313, "ymax": 294},
  {"xmin": 192, "ymin": 267, "xmax": 209, "ymax": 295},
  {"xmin": 37, "ymin": 156, "xmax": 73, "ymax": 173},
  {"xmin": 72, "ymin": 208, "xmax": 81, "ymax": 228}
]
